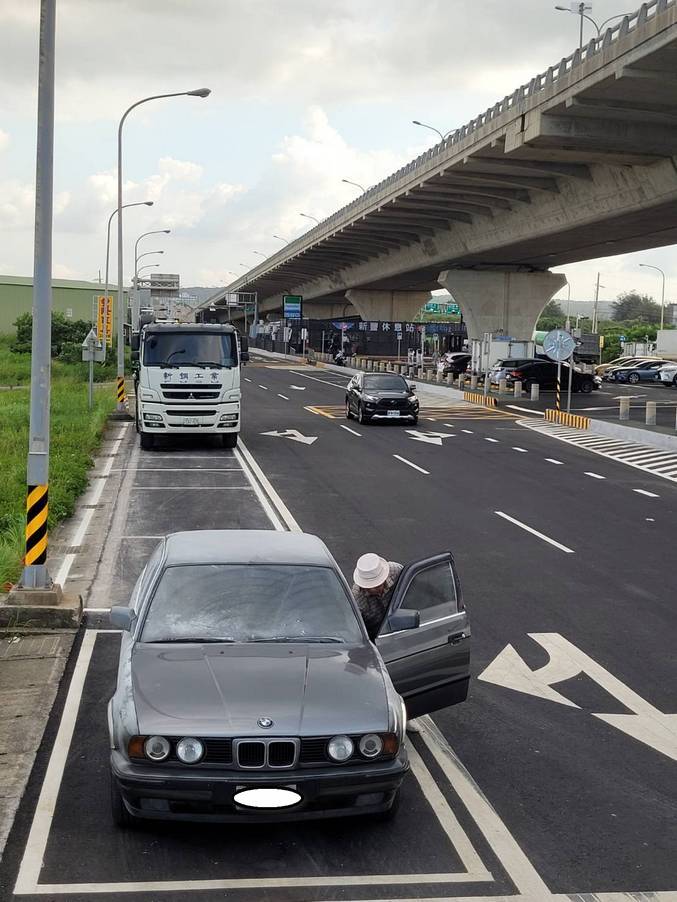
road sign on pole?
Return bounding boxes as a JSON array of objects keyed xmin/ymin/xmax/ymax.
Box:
[{"xmin": 283, "ymin": 295, "xmax": 303, "ymax": 319}]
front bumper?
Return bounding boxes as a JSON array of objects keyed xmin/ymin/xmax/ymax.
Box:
[
  {"xmin": 111, "ymin": 750, "xmax": 408, "ymax": 823},
  {"xmin": 363, "ymin": 405, "xmax": 418, "ymax": 421},
  {"xmin": 138, "ymin": 400, "xmax": 239, "ymax": 434}
]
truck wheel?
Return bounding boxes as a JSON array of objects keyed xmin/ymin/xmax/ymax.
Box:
[
  {"xmin": 222, "ymin": 433, "xmax": 238, "ymax": 449},
  {"xmin": 139, "ymin": 432, "xmax": 154, "ymax": 451},
  {"xmin": 110, "ymin": 776, "xmax": 134, "ymax": 828}
]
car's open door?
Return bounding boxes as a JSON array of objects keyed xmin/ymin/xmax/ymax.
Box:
[{"xmin": 375, "ymin": 553, "xmax": 470, "ymax": 718}]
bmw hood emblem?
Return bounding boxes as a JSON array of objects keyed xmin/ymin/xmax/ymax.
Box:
[{"xmin": 257, "ymin": 716, "xmax": 274, "ymax": 729}]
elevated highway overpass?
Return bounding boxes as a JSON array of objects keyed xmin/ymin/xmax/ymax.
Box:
[{"xmin": 200, "ymin": 0, "xmax": 677, "ymax": 341}]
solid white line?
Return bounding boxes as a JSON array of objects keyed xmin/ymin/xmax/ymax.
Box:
[
  {"xmin": 14, "ymin": 630, "xmax": 98, "ymax": 895},
  {"xmin": 237, "ymin": 440, "xmax": 302, "ymax": 532},
  {"xmin": 545, "ymin": 458, "xmax": 564, "ymax": 465},
  {"xmin": 130, "ymin": 486, "xmax": 252, "ymax": 491},
  {"xmin": 233, "ymin": 447, "xmax": 284, "ymax": 531},
  {"xmin": 393, "ymin": 454, "xmax": 430, "ymax": 475},
  {"xmin": 418, "ymin": 717, "xmax": 554, "ymax": 898},
  {"xmin": 494, "ymin": 511, "xmax": 575, "ymax": 554},
  {"xmin": 70, "ymin": 508, "xmax": 95, "ymax": 548},
  {"xmin": 88, "ymin": 477, "xmax": 107, "ymax": 506},
  {"xmin": 633, "ymin": 488, "xmax": 659, "ymax": 498},
  {"xmin": 258, "ymin": 384, "xmax": 268, "ymax": 390},
  {"xmin": 244, "ymin": 377, "xmax": 252, "ymax": 382},
  {"xmin": 462, "ymin": 429, "xmax": 473, "ymax": 434},
  {"xmin": 277, "ymin": 394, "xmax": 290, "ymax": 400},
  {"xmin": 585, "ymin": 472, "xmax": 606, "ymax": 479},
  {"xmin": 339, "ymin": 424, "xmax": 361, "ymax": 437},
  {"xmin": 512, "ymin": 447, "xmax": 528, "ymax": 453},
  {"xmin": 110, "ymin": 439, "xmax": 122, "ymax": 455},
  {"xmin": 124, "ymin": 468, "xmax": 241, "ymax": 472},
  {"xmin": 83, "ymin": 607, "xmax": 111, "ymax": 613},
  {"xmin": 507, "ymin": 405, "xmax": 544, "ymax": 416},
  {"xmin": 100, "ymin": 457, "xmax": 114, "ymax": 477},
  {"xmin": 54, "ymin": 554, "xmax": 76, "ymax": 587}
]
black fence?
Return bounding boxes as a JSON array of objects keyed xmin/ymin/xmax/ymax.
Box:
[{"xmin": 254, "ymin": 318, "xmax": 467, "ymax": 357}]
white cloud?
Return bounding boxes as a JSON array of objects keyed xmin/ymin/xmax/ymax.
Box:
[{"xmin": 0, "ymin": 129, "xmax": 8, "ymax": 152}]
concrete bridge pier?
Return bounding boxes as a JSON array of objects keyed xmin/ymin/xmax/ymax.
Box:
[
  {"xmin": 345, "ymin": 289, "xmax": 431, "ymax": 323},
  {"xmin": 438, "ymin": 270, "xmax": 567, "ymax": 342}
]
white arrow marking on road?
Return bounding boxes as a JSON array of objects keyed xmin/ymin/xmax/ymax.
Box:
[
  {"xmin": 479, "ymin": 633, "xmax": 677, "ymax": 761},
  {"xmin": 406, "ymin": 430, "xmax": 455, "ymax": 446},
  {"xmin": 289, "ymin": 385, "xmax": 306, "ymax": 390},
  {"xmin": 260, "ymin": 429, "xmax": 317, "ymax": 445}
]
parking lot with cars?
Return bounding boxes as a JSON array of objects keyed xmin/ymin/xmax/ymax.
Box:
[{"xmin": 1, "ymin": 357, "xmax": 675, "ymax": 902}]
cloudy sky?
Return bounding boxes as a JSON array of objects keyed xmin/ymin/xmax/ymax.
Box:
[{"xmin": 1, "ymin": 0, "xmax": 674, "ymax": 306}]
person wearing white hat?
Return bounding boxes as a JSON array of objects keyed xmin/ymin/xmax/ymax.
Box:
[
  {"xmin": 351, "ymin": 553, "xmax": 403, "ymax": 642},
  {"xmin": 352, "ymin": 552, "xmax": 421, "ymax": 734}
]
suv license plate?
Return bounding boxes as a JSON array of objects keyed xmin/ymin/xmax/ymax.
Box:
[
  {"xmin": 183, "ymin": 417, "xmax": 199, "ymax": 426},
  {"xmin": 387, "ymin": 410, "xmax": 400, "ymax": 417}
]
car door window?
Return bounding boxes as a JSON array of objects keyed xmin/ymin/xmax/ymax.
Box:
[{"xmin": 396, "ymin": 561, "xmax": 458, "ymax": 624}]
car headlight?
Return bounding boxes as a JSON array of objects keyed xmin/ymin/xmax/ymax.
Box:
[
  {"xmin": 363, "ymin": 394, "xmax": 378, "ymax": 403},
  {"xmin": 359, "ymin": 733, "xmax": 383, "ymax": 758},
  {"xmin": 176, "ymin": 737, "xmax": 204, "ymax": 764},
  {"xmin": 140, "ymin": 390, "xmax": 159, "ymax": 401},
  {"xmin": 144, "ymin": 735, "xmax": 170, "ymax": 761},
  {"xmin": 327, "ymin": 735, "xmax": 354, "ymax": 762}
]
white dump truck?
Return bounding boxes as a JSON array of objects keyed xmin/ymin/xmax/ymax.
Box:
[{"xmin": 132, "ymin": 321, "xmax": 248, "ymax": 450}]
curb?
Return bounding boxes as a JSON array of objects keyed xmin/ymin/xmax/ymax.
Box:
[{"xmin": 545, "ymin": 409, "xmax": 591, "ymax": 429}]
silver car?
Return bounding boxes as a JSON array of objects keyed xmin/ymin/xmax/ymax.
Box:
[{"xmin": 108, "ymin": 530, "xmax": 470, "ymax": 825}]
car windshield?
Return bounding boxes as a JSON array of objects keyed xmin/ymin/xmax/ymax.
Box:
[
  {"xmin": 143, "ymin": 332, "xmax": 236, "ymax": 368},
  {"xmin": 140, "ymin": 564, "xmax": 363, "ymax": 644},
  {"xmin": 363, "ymin": 375, "xmax": 408, "ymax": 391}
]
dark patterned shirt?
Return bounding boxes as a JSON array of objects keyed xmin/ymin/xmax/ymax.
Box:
[{"xmin": 352, "ymin": 562, "xmax": 403, "ymax": 640}]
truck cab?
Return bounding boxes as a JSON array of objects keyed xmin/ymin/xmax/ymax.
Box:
[{"xmin": 133, "ymin": 323, "xmax": 247, "ymax": 450}]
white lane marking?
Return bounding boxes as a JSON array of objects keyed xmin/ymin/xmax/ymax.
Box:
[
  {"xmin": 288, "ymin": 370, "xmax": 349, "ymax": 388},
  {"xmin": 110, "ymin": 438, "xmax": 122, "ymax": 455},
  {"xmin": 277, "ymin": 394, "xmax": 290, "ymax": 400},
  {"xmin": 417, "ymin": 717, "xmax": 553, "ymax": 898},
  {"xmin": 261, "ymin": 429, "xmax": 317, "ymax": 445},
  {"xmin": 131, "ymin": 486, "xmax": 252, "ymax": 490},
  {"xmin": 545, "ymin": 458, "xmax": 564, "ymax": 465},
  {"xmin": 289, "ymin": 385, "xmax": 306, "ymax": 391},
  {"xmin": 407, "ymin": 430, "xmax": 454, "ymax": 446},
  {"xmin": 585, "ymin": 472, "xmax": 606, "ymax": 479},
  {"xmin": 83, "ymin": 607, "xmax": 111, "ymax": 613},
  {"xmin": 484, "ymin": 437, "xmax": 499, "ymax": 443},
  {"xmin": 462, "ymin": 429, "xmax": 474, "ymax": 434},
  {"xmin": 512, "ymin": 447, "xmax": 528, "ymax": 453},
  {"xmin": 54, "ymin": 554, "xmax": 76, "ymax": 587},
  {"xmin": 244, "ymin": 377, "xmax": 252, "ymax": 382},
  {"xmin": 87, "ymin": 477, "xmax": 107, "ymax": 506},
  {"xmin": 393, "ymin": 454, "xmax": 430, "ymax": 475},
  {"xmin": 233, "ymin": 447, "xmax": 284, "ymax": 531},
  {"xmin": 443, "ymin": 424, "xmax": 457, "ymax": 429},
  {"xmin": 121, "ymin": 468, "xmax": 241, "ymax": 472},
  {"xmin": 114, "ymin": 426, "xmax": 128, "ymax": 440},
  {"xmin": 633, "ymin": 488, "xmax": 659, "ymax": 498},
  {"xmin": 100, "ymin": 457, "xmax": 114, "ymax": 477},
  {"xmin": 479, "ymin": 633, "xmax": 677, "ymax": 762},
  {"xmin": 70, "ymin": 508, "xmax": 95, "ymax": 548},
  {"xmin": 238, "ymin": 439, "xmax": 302, "ymax": 532},
  {"xmin": 339, "ymin": 424, "xmax": 362, "ymax": 437},
  {"xmin": 14, "ymin": 630, "xmax": 99, "ymax": 895},
  {"xmin": 494, "ymin": 511, "xmax": 574, "ymax": 554},
  {"xmin": 507, "ymin": 405, "xmax": 544, "ymax": 416},
  {"xmin": 258, "ymin": 384, "xmax": 268, "ymax": 390}
]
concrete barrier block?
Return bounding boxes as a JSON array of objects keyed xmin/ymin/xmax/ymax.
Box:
[
  {"xmin": 646, "ymin": 401, "xmax": 657, "ymax": 426},
  {"xmin": 470, "ymin": 375, "xmax": 478, "ymax": 390},
  {"xmin": 514, "ymin": 380, "xmax": 522, "ymax": 398},
  {"xmin": 620, "ymin": 397, "xmax": 630, "ymax": 421},
  {"xmin": 498, "ymin": 378, "xmax": 508, "ymax": 394},
  {"xmin": 530, "ymin": 383, "xmax": 540, "ymax": 401}
]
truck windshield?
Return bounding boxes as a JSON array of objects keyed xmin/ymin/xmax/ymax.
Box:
[{"xmin": 143, "ymin": 332, "xmax": 236, "ymax": 368}]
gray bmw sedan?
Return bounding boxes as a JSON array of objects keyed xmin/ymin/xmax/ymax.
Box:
[{"xmin": 108, "ymin": 530, "xmax": 470, "ymax": 825}]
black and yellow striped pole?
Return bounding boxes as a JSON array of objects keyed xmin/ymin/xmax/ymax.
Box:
[
  {"xmin": 116, "ymin": 375, "xmax": 126, "ymax": 405},
  {"xmin": 556, "ymin": 360, "xmax": 562, "ymax": 412},
  {"xmin": 19, "ymin": 0, "xmax": 56, "ymax": 590}
]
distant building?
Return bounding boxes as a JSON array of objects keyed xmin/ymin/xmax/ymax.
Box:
[{"xmin": 0, "ymin": 274, "xmax": 127, "ymax": 335}]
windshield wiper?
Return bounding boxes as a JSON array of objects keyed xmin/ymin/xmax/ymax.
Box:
[
  {"xmin": 145, "ymin": 637, "xmax": 237, "ymax": 644},
  {"xmin": 192, "ymin": 361, "xmax": 230, "ymax": 369},
  {"xmin": 248, "ymin": 636, "xmax": 343, "ymax": 643},
  {"xmin": 152, "ymin": 362, "xmax": 182, "ymax": 368}
]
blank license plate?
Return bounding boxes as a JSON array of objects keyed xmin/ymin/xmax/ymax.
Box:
[
  {"xmin": 387, "ymin": 410, "xmax": 400, "ymax": 417},
  {"xmin": 183, "ymin": 417, "xmax": 199, "ymax": 426}
]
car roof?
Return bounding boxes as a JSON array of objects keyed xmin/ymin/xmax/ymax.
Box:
[{"xmin": 162, "ymin": 530, "xmax": 335, "ymax": 567}]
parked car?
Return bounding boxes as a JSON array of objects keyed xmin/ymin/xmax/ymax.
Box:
[
  {"xmin": 439, "ymin": 353, "xmax": 472, "ymax": 377},
  {"xmin": 608, "ymin": 359, "xmax": 672, "ymax": 384},
  {"xmin": 490, "ymin": 358, "xmax": 539, "ymax": 385},
  {"xmin": 345, "ymin": 372, "xmax": 419, "ymax": 424},
  {"xmin": 658, "ymin": 363, "xmax": 677, "ymax": 387},
  {"xmin": 505, "ymin": 359, "xmax": 600, "ymax": 393},
  {"xmin": 595, "ymin": 356, "xmax": 648, "ymax": 377},
  {"xmin": 108, "ymin": 530, "xmax": 470, "ymax": 825}
]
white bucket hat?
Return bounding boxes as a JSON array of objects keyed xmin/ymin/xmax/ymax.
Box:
[{"xmin": 353, "ymin": 553, "xmax": 390, "ymax": 589}]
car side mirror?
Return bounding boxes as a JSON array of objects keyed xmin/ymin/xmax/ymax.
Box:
[
  {"xmin": 388, "ymin": 609, "xmax": 420, "ymax": 632},
  {"xmin": 131, "ymin": 350, "xmax": 139, "ymax": 364},
  {"xmin": 130, "ymin": 333, "xmax": 140, "ymax": 352},
  {"xmin": 240, "ymin": 351, "xmax": 249, "ymax": 363},
  {"xmin": 110, "ymin": 606, "xmax": 137, "ymax": 632}
]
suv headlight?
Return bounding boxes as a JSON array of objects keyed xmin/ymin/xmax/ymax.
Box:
[
  {"xmin": 363, "ymin": 394, "xmax": 378, "ymax": 403},
  {"xmin": 327, "ymin": 735, "xmax": 354, "ymax": 762}
]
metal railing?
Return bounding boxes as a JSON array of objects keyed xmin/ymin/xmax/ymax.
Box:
[{"xmin": 228, "ymin": 0, "xmax": 674, "ymax": 292}]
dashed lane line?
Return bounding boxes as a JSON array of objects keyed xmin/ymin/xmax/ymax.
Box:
[
  {"xmin": 585, "ymin": 472, "xmax": 606, "ymax": 479},
  {"xmin": 545, "ymin": 458, "xmax": 564, "ymax": 465},
  {"xmin": 258, "ymin": 384, "xmax": 268, "ymax": 390},
  {"xmin": 634, "ymin": 489, "xmax": 660, "ymax": 498},
  {"xmin": 485, "ymin": 437, "xmax": 499, "ymax": 443},
  {"xmin": 513, "ymin": 447, "xmax": 528, "ymax": 453},
  {"xmin": 393, "ymin": 454, "xmax": 430, "ymax": 475},
  {"xmin": 339, "ymin": 424, "xmax": 362, "ymax": 437},
  {"xmin": 278, "ymin": 393, "xmax": 290, "ymax": 400}
]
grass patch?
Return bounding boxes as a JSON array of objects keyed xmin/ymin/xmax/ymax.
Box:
[{"xmin": 0, "ymin": 339, "xmax": 117, "ymax": 587}]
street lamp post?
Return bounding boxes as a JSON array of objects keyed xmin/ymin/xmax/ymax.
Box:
[
  {"xmin": 253, "ymin": 251, "xmax": 267, "ymax": 258},
  {"xmin": 116, "ymin": 87, "xmax": 210, "ymax": 413},
  {"xmin": 554, "ymin": 5, "xmax": 634, "ymax": 49},
  {"xmin": 412, "ymin": 120, "xmax": 457, "ymax": 142},
  {"xmin": 133, "ymin": 229, "xmax": 170, "ymax": 327},
  {"xmin": 341, "ymin": 178, "xmax": 367, "ymax": 194},
  {"xmin": 299, "ymin": 212, "xmax": 320, "ymax": 225},
  {"xmin": 272, "ymin": 235, "xmax": 289, "ymax": 245},
  {"xmin": 640, "ymin": 263, "xmax": 666, "ymax": 331}
]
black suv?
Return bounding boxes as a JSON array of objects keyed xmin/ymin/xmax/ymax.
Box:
[
  {"xmin": 346, "ymin": 372, "xmax": 419, "ymax": 424},
  {"xmin": 507, "ymin": 359, "xmax": 598, "ymax": 393}
]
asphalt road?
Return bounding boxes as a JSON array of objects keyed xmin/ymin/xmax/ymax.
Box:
[{"xmin": 1, "ymin": 356, "xmax": 674, "ymax": 902}]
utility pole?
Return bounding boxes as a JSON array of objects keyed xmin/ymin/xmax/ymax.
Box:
[
  {"xmin": 592, "ymin": 272, "xmax": 601, "ymax": 333},
  {"xmin": 19, "ymin": 0, "xmax": 56, "ymax": 591}
]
